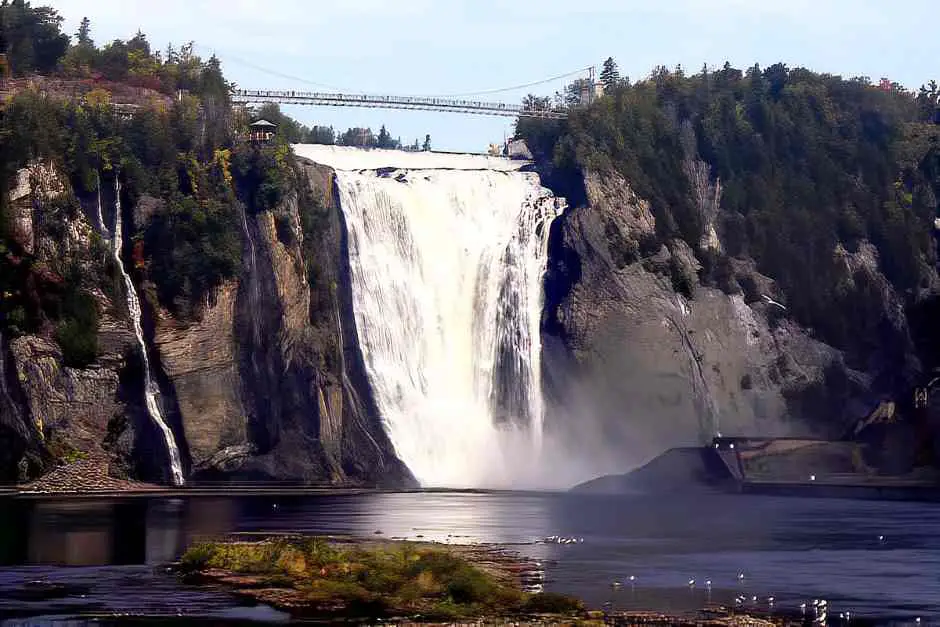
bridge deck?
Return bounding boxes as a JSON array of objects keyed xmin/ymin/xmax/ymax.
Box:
[{"xmin": 233, "ymin": 89, "xmax": 567, "ymax": 119}]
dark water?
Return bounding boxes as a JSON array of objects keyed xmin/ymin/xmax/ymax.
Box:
[{"xmin": 0, "ymin": 491, "xmax": 939, "ymax": 625}]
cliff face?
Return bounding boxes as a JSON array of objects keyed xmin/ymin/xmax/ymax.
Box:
[
  {"xmin": 0, "ymin": 158, "xmax": 411, "ymax": 486},
  {"xmin": 542, "ymin": 169, "xmax": 882, "ymax": 474},
  {"xmin": 161, "ymin": 159, "xmax": 410, "ymax": 485}
]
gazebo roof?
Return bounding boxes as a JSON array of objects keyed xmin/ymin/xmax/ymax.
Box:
[{"xmin": 250, "ymin": 119, "xmax": 277, "ymax": 128}]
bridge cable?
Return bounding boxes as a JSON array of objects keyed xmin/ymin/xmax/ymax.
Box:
[
  {"xmin": 422, "ymin": 66, "xmax": 592, "ymax": 98},
  {"xmin": 194, "ymin": 44, "xmax": 356, "ymax": 92},
  {"xmin": 201, "ymin": 43, "xmax": 590, "ymax": 101}
]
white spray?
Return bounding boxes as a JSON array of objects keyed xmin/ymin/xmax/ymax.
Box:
[{"xmin": 112, "ymin": 177, "xmax": 184, "ymax": 486}]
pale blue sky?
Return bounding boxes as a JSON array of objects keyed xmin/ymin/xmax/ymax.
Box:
[{"xmin": 50, "ymin": 0, "xmax": 937, "ymax": 152}]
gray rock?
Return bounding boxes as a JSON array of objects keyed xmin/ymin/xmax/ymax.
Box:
[
  {"xmin": 542, "ymin": 170, "xmax": 866, "ymax": 480},
  {"xmin": 132, "ymin": 195, "xmax": 165, "ymax": 230}
]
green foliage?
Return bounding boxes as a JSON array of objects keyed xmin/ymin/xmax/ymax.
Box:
[
  {"xmin": 600, "ymin": 57, "xmax": 621, "ymax": 92},
  {"xmin": 0, "ymin": 0, "xmax": 69, "ymax": 75},
  {"xmin": 179, "ymin": 538, "xmax": 582, "ymax": 621},
  {"xmin": 180, "ymin": 542, "xmax": 217, "ymax": 572},
  {"xmin": 0, "ymin": 11, "xmax": 252, "ymax": 344},
  {"xmin": 51, "ymin": 266, "xmax": 99, "ymax": 368},
  {"xmin": 518, "ymin": 63, "xmax": 940, "ymax": 364},
  {"xmin": 521, "ymin": 592, "xmax": 585, "ymax": 614},
  {"xmin": 143, "ymin": 194, "xmax": 241, "ymax": 320},
  {"xmin": 231, "ymin": 142, "xmax": 289, "ymax": 214}
]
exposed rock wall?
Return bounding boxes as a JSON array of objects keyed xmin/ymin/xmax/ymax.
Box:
[
  {"xmin": 1, "ymin": 158, "xmax": 411, "ymax": 487},
  {"xmin": 148, "ymin": 159, "xmax": 411, "ymax": 485},
  {"xmin": 153, "ymin": 281, "xmax": 245, "ymax": 470},
  {"xmin": 542, "ymin": 169, "xmax": 872, "ymax": 476}
]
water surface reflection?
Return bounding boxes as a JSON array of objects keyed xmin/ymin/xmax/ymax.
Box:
[{"xmin": 1, "ymin": 491, "xmax": 939, "ymax": 624}]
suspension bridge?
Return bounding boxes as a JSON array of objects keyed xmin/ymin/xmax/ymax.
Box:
[
  {"xmin": 231, "ymin": 89, "xmax": 570, "ymax": 119},
  {"xmin": 220, "ymin": 55, "xmax": 602, "ymax": 120}
]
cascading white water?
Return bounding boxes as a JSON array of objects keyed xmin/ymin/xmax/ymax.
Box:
[
  {"xmin": 95, "ymin": 171, "xmax": 109, "ymax": 241},
  {"xmin": 112, "ymin": 177, "xmax": 184, "ymax": 486},
  {"xmin": 294, "ymin": 146, "xmax": 563, "ymax": 487}
]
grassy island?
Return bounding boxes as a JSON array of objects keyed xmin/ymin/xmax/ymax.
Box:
[
  {"xmin": 179, "ymin": 536, "xmax": 586, "ymax": 622},
  {"xmin": 179, "ymin": 536, "xmax": 808, "ymax": 625}
]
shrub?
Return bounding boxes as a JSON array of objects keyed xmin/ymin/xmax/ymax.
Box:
[
  {"xmin": 521, "ymin": 592, "xmax": 585, "ymax": 614},
  {"xmin": 180, "ymin": 543, "xmax": 217, "ymax": 572}
]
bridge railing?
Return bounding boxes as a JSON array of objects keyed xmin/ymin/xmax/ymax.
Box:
[{"xmin": 231, "ymin": 89, "xmax": 567, "ymax": 119}]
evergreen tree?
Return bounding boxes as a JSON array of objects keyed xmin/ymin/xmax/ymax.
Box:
[
  {"xmin": 422, "ymin": 134, "xmax": 431, "ymax": 151},
  {"xmin": 600, "ymin": 56, "xmax": 620, "ymax": 92},
  {"xmin": 377, "ymin": 124, "xmax": 394, "ymax": 148},
  {"xmin": 76, "ymin": 17, "xmax": 92, "ymax": 47}
]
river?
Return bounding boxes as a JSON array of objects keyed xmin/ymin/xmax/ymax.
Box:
[{"xmin": 0, "ymin": 491, "xmax": 938, "ymax": 625}]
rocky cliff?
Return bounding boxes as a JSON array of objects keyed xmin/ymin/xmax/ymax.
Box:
[
  {"xmin": 0, "ymin": 157, "xmax": 412, "ymax": 487},
  {"xmin": 541, "ymin": 167, "xmax": 904, "ymax": 476}
]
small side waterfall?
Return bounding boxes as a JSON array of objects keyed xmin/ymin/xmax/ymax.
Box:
[
  {"xmin": 112, "ymin": 177, "xmax": 184, "ymax": 485},
  {"xmin": 95, "ymin": 171, "xmax": 109, "ymax": 241},
  {"xmin": 239, "ymin": 204, "xmax": 261, "ymax": 344}
]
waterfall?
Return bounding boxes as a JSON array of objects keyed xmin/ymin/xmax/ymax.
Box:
[
  {"xmin": 304, "ymin": 146, "xmax": 563, "ymax": 487},
  {"xmin": 238, "ymin": 204, "xmax": 261, "ymax": 344},
  {"xmin": 95, "ymin": 171, "xmax": 109, "ymax": 241},
  {"xmin": 112, "ymin": 177, "xmax": 184, "ymax": 486}
]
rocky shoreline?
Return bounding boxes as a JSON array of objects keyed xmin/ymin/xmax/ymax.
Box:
[{"xmin": 14, "ymin": 453, "xmax": 163, "ymax": 495}]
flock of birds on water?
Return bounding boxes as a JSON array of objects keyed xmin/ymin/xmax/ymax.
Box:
[
  {"xmin": 538, "ymin": 533, "xmax": 925, "ymax": 626},
  {"xmin": 261, "ymin": 507, "xmax": 926, "ymax": 626}
]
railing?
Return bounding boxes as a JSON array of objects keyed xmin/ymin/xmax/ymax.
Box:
[{"xmin": 231, "ymin": 89, "xmax": 568, "ymax": 119}]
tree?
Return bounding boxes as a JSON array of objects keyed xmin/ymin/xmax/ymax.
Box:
[
  {"xmin": 307, "ymin": 125, "xmax": 335, "ymax": 145},
  {"xmin": 422, "ymin": 134, "xmax": 431, "ymax": 151},
  {"xmin": 0, "ymin": 0, "xmax": 69, "ymax": 74},
  {"xmin": 565, "ymin": 78, "xmax": 593, "ymax": 106},
  {"xmin": 600, "ymin": 57, "xmax": 620, "ymax": 92},
  {"xmin": 522, "ymin": 94, "xmax": 551, "ymax": 111},
  {"xmin": 75, "ymin": 17, "xmax": 92, "ymax": 47},
  {"xmin": 377, "ymin": 124, "xmax": 395, "ymax": 149}
]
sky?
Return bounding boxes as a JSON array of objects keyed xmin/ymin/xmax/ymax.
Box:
[{"xmin": 48, "ymin": 0, "xmax": 938, "ymax": 152}]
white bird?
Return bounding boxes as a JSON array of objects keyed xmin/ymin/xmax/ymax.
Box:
[
  {"xmin": 688, "ymin": 579, "xmax": 696, "ymax": 587},
  {"xmin": 738, "ymin": 572, "xmax": 745, "ymax": 581},
  {"xmin": 810, "ymin": 474, "xmax": 817, "ymax": 481},
  {"xmin": 705, "ymin": 580, "xmax": 712, "ymax": 588},
  {"xmin": 628, "ymin": 575, "xmax": 636, "ymax": 583},
  {"xmin": 801, "ymin": 603, "xmax": 807, "ymax": 615},
  {"xmin": 611, "ymin": 581, "xmax": 622, "ymax": 589},
  {"xmin": 762, "ymin": 294, "xmax": 787, "ymax": 310},
  {"xmin": 878, "ymin": 535, "xmax": 886, "ymax": 543}
]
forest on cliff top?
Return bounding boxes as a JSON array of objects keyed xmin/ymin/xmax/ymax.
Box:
[
  {"xmin": 4, "ymin": 0, "xmax": 940, "ymax": 376},
  {"xmin": 518, "ymin": 61, "xmax": 940, "ymax": 375}
]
